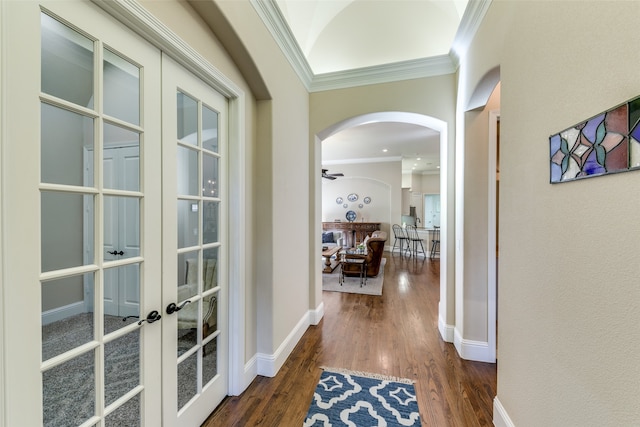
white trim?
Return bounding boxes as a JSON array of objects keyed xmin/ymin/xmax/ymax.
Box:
[
  {"xmin": 493, "ymin": 397, "xmax": 516, "ymax": 427},
  {"xmin": 256, "ymin": 311, "xmax": 311, "ymax": 377},
  {"xmin": 249, "ymin": 0, "xmax": 313, "ymax": 89},
  {"xmin": 323, "ymin": 156, "xmax": 402, "ymax": 166},
  {"xmin": 252, "ymin": 0, "xmax": 492, "ymax": 92},
  {"xmin": 453, "ymin": 328, "xmax": 493, "ymax": 363},
  {"xmin": 309, "ymin": 56, "xmax": 456, "ymax": 92},
  {"xmin": 233, "ymin": 355, "xmax": 257, "ymax": 397},
  {"xmin": 438, "ymin": 314, "xmax": 455, "ymax": 343},
  {"xmin": 450, "ymin": 0, "xmax": 493, "ymax": 63},
  {"xmin": 309, "ymin": 302, "xmax": 324, "ymax": 326},
  {"xmin": 487, "ymin": 110, "xmax": 500, "ymax": 364},
  {"xmin": 92, "ymin": 0, "xmax": 248, "ymax": 400},
  {"xmin": 0, "ymin": 1, "xmax": 5, "ymax": 423},
  {"xmin": 93, "ymin": 0, "xmax": 242, "ymax": 99},
  {"xmin": 41, "ymin": 301, "xmax": 86, "ymax": 326}
]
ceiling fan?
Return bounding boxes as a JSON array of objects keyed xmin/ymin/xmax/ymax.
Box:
[{"xmin": 322, "ymin": 169, "xmax": 344, "ymax": 180}]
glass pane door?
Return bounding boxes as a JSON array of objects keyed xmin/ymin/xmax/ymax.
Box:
[
  {"xmin": 162, "ymin": 55, "xmax": 228, "ymax": 426},
  {"xmin": 38, "ymin": 4, "xmax": 162, "ymax": 426}
]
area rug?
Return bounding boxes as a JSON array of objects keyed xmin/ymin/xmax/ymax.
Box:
[
  {"xmin": 304, "ymin": 367, "xmax": 420, "ymax": 427},
  {"xmin": 322, "ymin": 258, "xmax": 385, "ymax": 296}
]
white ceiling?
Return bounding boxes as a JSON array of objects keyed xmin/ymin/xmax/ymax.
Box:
[
  {"xmin": 275, "ymin": 0, "xmax": 468, "ymax": 75},
  {"xmin": 321, "ymin": 121, "xmax": 441, "ymax": 174},
  {"xmin": 259, "ymin": 0, "xmax": 486, "ymax": 174}
]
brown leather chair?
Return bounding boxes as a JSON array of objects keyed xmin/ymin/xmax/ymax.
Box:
[{"xmin": 342, "ymin": 231, "xmax": 387, "ymax": 278}]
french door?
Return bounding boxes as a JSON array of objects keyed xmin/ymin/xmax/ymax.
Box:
[
  {"xmin": 161, "ymin": 54, "xmax": 229, "ymax": 426},
  {"xmin": 1, "ymin": 1, "xmax": 228, "ymax": 426}
]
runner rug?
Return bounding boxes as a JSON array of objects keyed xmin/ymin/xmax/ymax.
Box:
[{"xmin": 303, "ymin": 367, "xmax": 420, "ymax": 426}]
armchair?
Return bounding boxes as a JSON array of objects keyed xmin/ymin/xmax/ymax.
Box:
[
  {"xmin": 341, "ymin": 231, "xmax": 387, "ymax": 278},
  {"xmin": 178, "ymin": 258, "xmax": 218, "ymax": 339}
]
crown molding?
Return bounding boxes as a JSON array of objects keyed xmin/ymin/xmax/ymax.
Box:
[
  {"xmin": 323, "ymin": 156, "xmax": 402, "ymax": 167},
  {"xmin": 252, "ymin": 0, "xmax": 492, "ymax": 92},
  {"xmin": 450, "ymin": 0, "xmax": 493, "ymax": 65},
  {"xmin": 310, "ymin": 55, "xmax": 457, "ymax": 92},
  {"xmin": 250, "ymin": 0, "xmax": 313, "ymax": 87}
]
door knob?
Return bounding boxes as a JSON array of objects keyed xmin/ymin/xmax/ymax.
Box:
[
  {"xmin": 107, "ymin": 250, "xmax": 124, "ymax": 256},
  {"xmin": 166, "ymin": 300, "xmax": 191, "ymax": 314}
]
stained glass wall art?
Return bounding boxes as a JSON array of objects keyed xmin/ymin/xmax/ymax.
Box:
[{"xmin": 550, "ymin": 95, "xmax": 640, "ymax": 183}]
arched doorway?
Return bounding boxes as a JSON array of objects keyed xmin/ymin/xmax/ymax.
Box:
[{"xmin": 313, "ymin": 111, "xmax": 452, "ymax": 342}]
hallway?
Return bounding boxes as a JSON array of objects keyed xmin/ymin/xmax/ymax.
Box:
[{"xmin": 204, "ymin": 253, "xmax": 497, "ymax": 426}]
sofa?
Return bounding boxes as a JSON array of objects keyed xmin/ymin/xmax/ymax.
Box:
[
  {"xmin": 322, "ymin": 230, "xmax": 344, "ymax": 248},
  {"xmin": 342, "ymin": 230, "xmax": 387, "ymax": 278}
]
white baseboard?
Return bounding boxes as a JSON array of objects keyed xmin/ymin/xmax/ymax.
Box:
[
  {"xmin": 438, "ymin": 314, "xmax": 454, "ymax": 342},
  {"xmin": 41, "ymin": 301, "xmax": 85, "ymax": 325},
  {"xmin": 230, "ymin": 355, "xmax": 257, "ymax": 396},
  {"xmin": 256, "ymin": 309, "xmax": 312, "ymax": 377},
  {"xmin": 493, "ymin": 397, "xmax": 515, "ymax": 427},
  {"xmin": 310, "ymin": 302, "xmax": 324, "ymax": 325},
  {"xmin": 454, "ymin": 328, "xmax": 495, "ymax": 363}
]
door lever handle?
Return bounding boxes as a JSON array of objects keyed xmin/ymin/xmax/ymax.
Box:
[
  {"xmin": 138, "ymin": 310, "xmax": 161, "ymax": 325},
  {"xmin": 123, "ymin": 310, "xmax": 161, "ymax": 325},
  {"xmin": 107, "ymin": 250, "xmax": 124, "ymax": 256},
  {"xmin": 166, "ymin": 300, "xmax": 191, "ymax": 314}
]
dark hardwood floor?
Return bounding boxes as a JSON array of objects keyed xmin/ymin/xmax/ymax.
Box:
[{"xmin": 203, "ymin": 252, "xmax": 497, "ymax": 426}]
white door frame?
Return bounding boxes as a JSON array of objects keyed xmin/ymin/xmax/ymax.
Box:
[
  {"xmin": 487, "ymin": 109, "xmax": 500, "ymax": 363},
  {"xmin": 90, "ymin": 1, "xmax": 249, "ymax": 396}
]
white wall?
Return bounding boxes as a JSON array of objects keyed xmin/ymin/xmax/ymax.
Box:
[
  {"xmin": 321, "ymin": 161, "xmax": 401, "ymax": 240},
  {"xmin": 419, "ymin": 173, "xmax": 440, "ymax": 194}
]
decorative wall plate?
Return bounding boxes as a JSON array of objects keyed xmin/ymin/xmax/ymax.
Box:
[
  {"xmin": 336, "ymin": 197, "xmax": 343, "ymax": 204},
  {"xmin": 363, "ymin": 196, "xmax": 371, "ymax": 204},
  {"xmin": 346, "ymin": 210, "xmax": 357, "ymax": 222},
  {"xmin": 347, "ymin": 193, "xmax": 358, "ymax": 202}
]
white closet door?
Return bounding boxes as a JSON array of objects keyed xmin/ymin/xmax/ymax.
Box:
[{"xmin": 1, "ymin": 1, "xmax": 162, "ymax": 426}]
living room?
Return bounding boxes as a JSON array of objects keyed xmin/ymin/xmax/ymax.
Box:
[{"xmin": 321, "ymin": 160, "xmax": 440, "ymax": 252}]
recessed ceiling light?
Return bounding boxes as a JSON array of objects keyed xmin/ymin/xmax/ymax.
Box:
[
  {"xmin": 437, "ymin": 166, "xmax": 440, "ymax": 169},
  {"xmin": 382, "ymin": 149, "xmax": 388, "ymax": 153},
  {"xmin": 416, "ymin": 157, "xmax": 421, "ymax": 161}
]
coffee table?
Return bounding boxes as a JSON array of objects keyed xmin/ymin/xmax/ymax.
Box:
[{"xmin": 322, "ymin": 246, "xmax": 341, "ymax": 273}]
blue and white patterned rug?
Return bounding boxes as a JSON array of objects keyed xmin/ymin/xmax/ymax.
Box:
[{"xmin": 304, "ymin": 368, "xmax": 421, "ymax": 426}]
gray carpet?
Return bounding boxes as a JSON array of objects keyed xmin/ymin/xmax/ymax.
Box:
[
  {"xmin": 322, "ymin": 258, "xmax": 385, "ymax": 295},
  {"xmin": 42, "ymin": 313, "xmax": 217, "ymax": 426}
]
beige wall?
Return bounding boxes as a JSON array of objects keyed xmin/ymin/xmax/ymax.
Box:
[
  {"xmin": 465, "ymin": 1, "xmax": 640, "ymax": 425},
  {"xmin": 194, "ymin": 0, "xmax": 311, "ymax": 362}
]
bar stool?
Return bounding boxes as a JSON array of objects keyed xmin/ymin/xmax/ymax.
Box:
[
  {"xmin": 392, "ymin": 224, "xmax": 409, "ymax": 255},
  {"xmin": 430, "ymin": 226, "xmax": 440, "ymax": 259}
]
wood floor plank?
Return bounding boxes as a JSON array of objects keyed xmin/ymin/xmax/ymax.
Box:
[{"xmin": 203, "ymin": 252, "xmax": 497, "ymax": 426}]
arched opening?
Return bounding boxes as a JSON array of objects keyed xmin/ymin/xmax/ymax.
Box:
[
  {"xmin": 456, "ymin": 66, "xmax": 500, "ymax": 363},
  {"xmin": 313, "ymin": 111, "xmax": 451, "ymax": 342}
]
